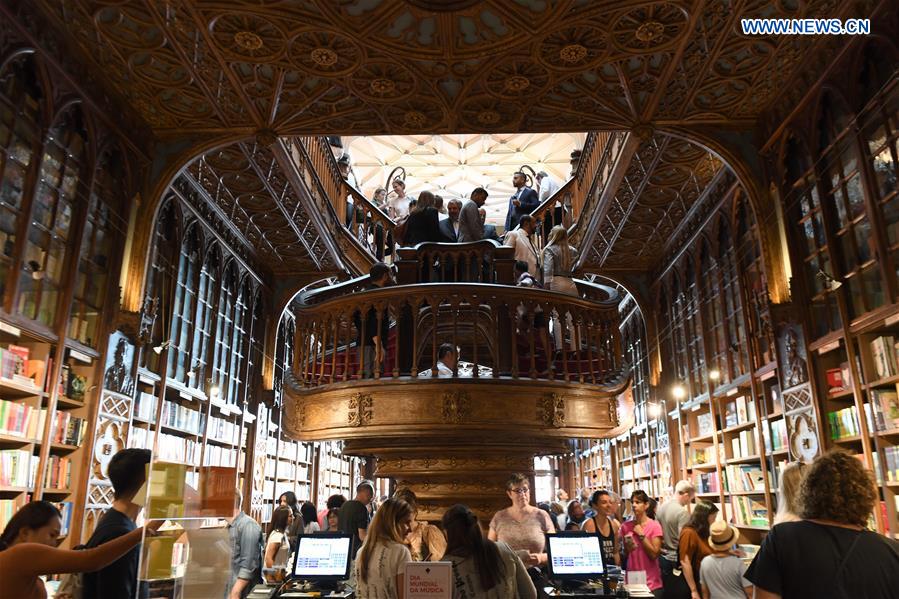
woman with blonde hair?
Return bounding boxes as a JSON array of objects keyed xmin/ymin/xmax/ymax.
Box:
[
  {"xmin": 772, "ymin": 461, "xmax": 806, "ymax": 525},
  {"xmin": 355, "ymin": 498, "xmax": 414, "ymax": 599},
  {"xmin": 393, "ymin": 488, "xmax": 446, "ymax": 561},
  {"xmin": 542, "ymin": 225, "xmax": 580, "ymax": 353}
]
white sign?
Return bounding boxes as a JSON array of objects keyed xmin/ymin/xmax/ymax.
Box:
[{"xmin": 405, "ymin": 562, "xmax": 453, "ymax": 599}]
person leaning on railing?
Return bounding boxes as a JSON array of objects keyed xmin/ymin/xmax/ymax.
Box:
[
  {"xmin": 542, "ymin": 225, "xmax": 580, "ymax": 354},
  {"xmin": 352, "ymin": 262, "xmax": 394, "ymax": 378}
]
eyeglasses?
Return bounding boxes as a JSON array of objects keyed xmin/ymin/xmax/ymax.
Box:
[{"xmin": 510, "ymin": 487, "xmax": 530, "ymax": 495}]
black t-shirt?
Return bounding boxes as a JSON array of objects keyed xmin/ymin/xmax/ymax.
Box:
[
  {"xmin": 745, "ymin": 521, "xmax": 899, "ymax": 599},
  {"xmin": 353, "ymin": 284, "xmax": 390, "ymax": 347},
  {"xmin": 82, "ymin": 508, "xmax": 148, "ymax": 599},
  {"xmin": 337, "ymin": 500, "xmax": 370, "ymax": 557}
]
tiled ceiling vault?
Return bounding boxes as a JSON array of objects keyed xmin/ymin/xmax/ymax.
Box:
[{"xmin": 344, "ymin": 133, "xmax": 586, "ymax": 223}]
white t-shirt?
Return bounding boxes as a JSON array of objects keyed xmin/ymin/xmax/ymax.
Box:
[
  {"xmin": 354, "ymin": 541, "xmax": 412, "ymax": 599},
  {"xmin": 388, "ymin": 196, "xmax": 412, "ymax": 220},
  {"xmin": 539, "ymin": 176, "xmax": 559, "ymax": 202},
  {"xmin": 304, "ymin": 521, "xmax": 321, "ymax": 534}
]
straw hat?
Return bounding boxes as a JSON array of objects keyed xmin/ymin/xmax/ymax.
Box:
[{"xmin": 708, "ymin": 520, "xmax": 738, "ymax": 551}]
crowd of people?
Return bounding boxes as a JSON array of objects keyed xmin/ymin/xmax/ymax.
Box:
[{"xmin": 2, "ymin": 449, "xmax": 896, "ymax": 598}]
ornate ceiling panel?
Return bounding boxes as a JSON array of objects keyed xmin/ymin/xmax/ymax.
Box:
[
  {"xmin": 583, "ymin": 133, "xmax": 724, "ymax": 271},
  {"xmin": 28, "ymin": 0, "xmax": 871, "ymax": 136},
  {"xmin": 181, "ymin": 141, "xmax": 338, "ymax": 275}
]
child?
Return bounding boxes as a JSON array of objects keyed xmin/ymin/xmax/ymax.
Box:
[{"xmin": 700, "ymin": 521, "xmax": 752, "ymax": 599}]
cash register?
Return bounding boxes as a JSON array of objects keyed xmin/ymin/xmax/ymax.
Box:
[
  {"xmin": 248, "ymin": 532, "xmax": 355, "ymax": 599},
  {"xmin": 541, "ymin": 532, "xmax": 621, "ymax": 598}
]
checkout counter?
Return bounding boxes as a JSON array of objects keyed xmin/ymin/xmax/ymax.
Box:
[{"xmin": 248, "ymin": 532, "xmax": 355, "ymax": 599}]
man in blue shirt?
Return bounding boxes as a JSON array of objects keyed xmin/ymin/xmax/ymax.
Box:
[{"xmin": 226, "ymin": 490, "xmax": 263, "ymax": 599}]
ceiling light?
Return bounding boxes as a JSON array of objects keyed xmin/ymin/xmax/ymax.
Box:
[
  {"xmin": 648, "ymin": 403, "xmax": 662, "ymax": 418},
  {"xmin": 671, "ymin": 384, "xmax": 687, "ymax": 400},
  {"xmin": 709, "ymin": 369, "xmax": 721, "ymax": 382},
  {"xmin": 153, "ymin": 341, "xmax": 170, "ymax": 355}
]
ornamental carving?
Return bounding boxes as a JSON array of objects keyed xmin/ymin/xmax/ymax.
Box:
[
  {"xmin": 23, "ymin": 0, "xmax": 879, "ymax": 137},
  {"xmin": 441, "ymin": 391, "xmax": 471, "ymax": 424},
  {"xmin": 348, "ymin": 393, "xmax": 373, "ymax": 427},
  {"xmin": 538, "ymin": 393, "xmax": 566, "ymax": 428}
]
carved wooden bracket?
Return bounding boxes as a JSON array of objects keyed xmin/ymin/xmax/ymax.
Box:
[
  {"xmin": 538, "ymin": 392, "xmax": 565, "ymax": 428},
  {"xmin": 348, "ymin": 393, "xmax": 373, "ymax": 426},
  {"xmin": 441, "ymin": 391, "xmax": 471, "ymax": 424}
]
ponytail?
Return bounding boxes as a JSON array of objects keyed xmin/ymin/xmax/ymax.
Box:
[
  {"xmin": 0, "ymin": 501, "xmax": 61, "ymax": 551},
  {"xmin": 442, "ymin": 504, "xmax": 504, "ymax": 591}
]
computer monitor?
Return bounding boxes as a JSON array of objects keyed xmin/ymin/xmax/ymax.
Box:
[
  {"xmin": 546, "ymin": 532, "xmax": 605, "ymax": 580},
  {"xmin": 291, "ymin": 532, "xmax": 353, "ymax": 581}
]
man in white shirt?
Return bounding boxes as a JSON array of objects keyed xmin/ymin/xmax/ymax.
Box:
[
  {"xmin": 435, "ymin": 343, "xmax": 457, "ymax": 377},
  {"xmin": 536, "ymin": 171, "xmax": 559, "ymax": 203},
  {"xmin": 504, "ymin": 214, "xmax": 540, "ymax": 276}
]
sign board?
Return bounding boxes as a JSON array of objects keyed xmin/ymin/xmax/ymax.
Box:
[{"xmin": 405, "ymin": 562, "xmax": 452, "ymax": 599}]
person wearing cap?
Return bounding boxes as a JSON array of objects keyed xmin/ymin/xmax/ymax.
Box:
[{"xmin": 699, "ymin": 520, "xmax": 751, "ymax": 599}]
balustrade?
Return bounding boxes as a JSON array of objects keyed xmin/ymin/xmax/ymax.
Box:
[{"xmin": 293, "ymin": 277, "xmax": 625, "ymax": 388}]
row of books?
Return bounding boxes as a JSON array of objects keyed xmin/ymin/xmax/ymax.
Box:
[
  {"xmin": 0, "ymin": 499, "xmax": 21, "ymax": 531},
  {"xmin": 274, "ymin": 439, "xmax": 314, "ymax": 464},
  {"xmin": 723, "ymin": 396, "xmax": 756, "ymax": 428},
  {"xmin": 870, "ymin": 390, "xmax": 899, "ymax": 431},
  {"xmin": 51, "ymin": 411, "xmax": 87, "ymax": 446},
  {"xmin": 0, "ymin": 449, "xmax": 32, "ymax": 486},
  {"xmin": 208, "ymin": 415, "xmax": 241, "ymax": 445},
  {"xmin": 730, "ymin": 495, "xmax": 769, "ymax": 527},
  {"xmin": 45, "ymin": 456, "xmax": 72, "ymax": 490},
  {"xmin": 58, "ymin": 500, "xmax": 73, "ymax": 535},
  {"xmin": 203, "ymin": 445, "xmax": 238, "ymax": 468},
  {"xmin": 156, "ymin": 432, "xmax": 200, "ymax": 466},
  {"xmin": 827, "ymin": 405, "xmax": 869, "ymax": 439},
  {"xmin": 0, "ymin": 344, "xmax": 43, "ymax": 388},
  {"xmin": 766, "ymin": 418, "xmax": 789, "ymax": 453},
  {"xmin": 160, "ymin": 400, "xmax": 202, "ymax": 435},
  {"xmin": 264, "ymin": 458, "xmax": 310, "ymax": 481},
  {"xmin": 724, "ymin": 465, "xmax": 769, "ymax": 493},
  {"xmin": 869, "ymin": 335, "xmax": 899, "ymax": 379},
  {"xmin": 692, "ymin": 471, "xmax": 721, "ymax": 494},
  {"xmin": 729, "ymin": 430, "xmax": 757, "ymax": 458},
  {"xmin": 134, "ymin": 392, "xmax": 158, "ymax": 423},
  {"xmin": 0, "ymin": 399, "xmax": 45, "ymax": 440},
  {"xmin": 687, "ymin": 445, "xmax": 721, "ymax": 467},
  {"xmin": 883, "ymin": 446, "xmax": 899, "ymax": 482}
]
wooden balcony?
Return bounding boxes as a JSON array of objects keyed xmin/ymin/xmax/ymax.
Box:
[{"xmin": 282, "ymin": 244, "xmax": 630, "ymax": 519}]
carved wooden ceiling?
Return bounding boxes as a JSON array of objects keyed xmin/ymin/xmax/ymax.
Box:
[
  {"xmin": 30, "ymin": 0, "xmax": 868, "ymax": 137},
  {"xmin": 581, "ymin": 133, "xmax": 727, "ymax": 272},
  {"xmin": 16, "ymin": 0, "xmax": 876, "ymax": 277}
]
